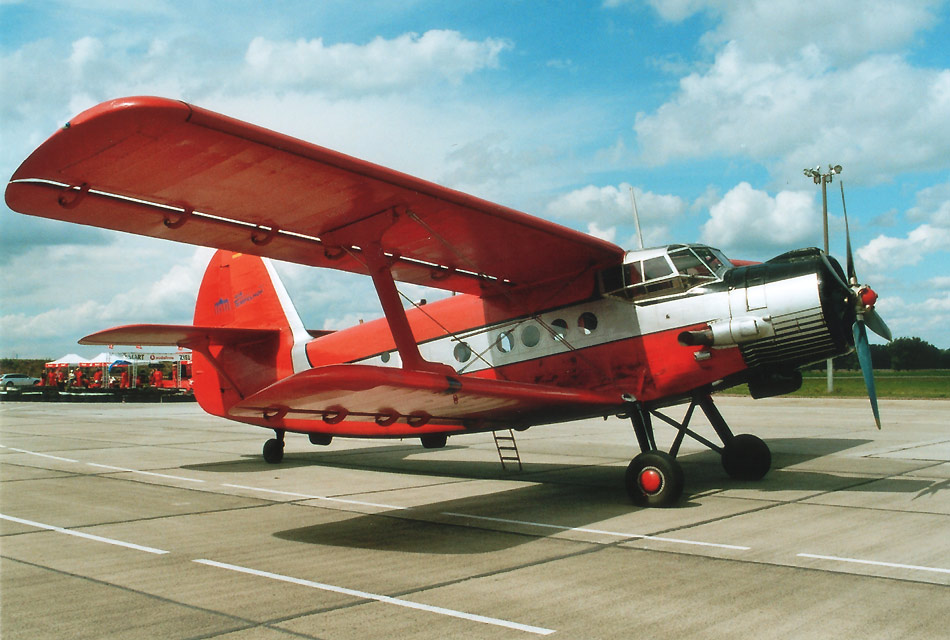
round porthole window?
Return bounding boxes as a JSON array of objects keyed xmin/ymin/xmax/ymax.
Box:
[
  {"xmin": 521, "ymin": 324, "xmax": 541, "ymax": 347},
  {"xmin": 380, "ymin": 351, "xmax": 391, "ymax": 363},
  {"xmin": 453, "ymin": 342, "xmax": 472, "ymax": 363},
  {"xmin": 496, "ymin": 331, "xmax": 514, "ymax": 353},
  {"xmin": 578, "ymin": 312, "xmax": 598, "ymax": 335},
  {"xmin": 552, "ymin": 318, "xmax": 568, "ymax": 341}
]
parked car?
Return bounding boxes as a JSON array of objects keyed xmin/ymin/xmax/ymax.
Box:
[{"xmin": 1, "ymin": 373, "xmax": 41, "ymax": 390}]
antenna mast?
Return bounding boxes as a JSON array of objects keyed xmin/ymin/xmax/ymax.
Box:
[{"xmin": 629, "ymin": 186, "xmax": 644, "ymax": 249}]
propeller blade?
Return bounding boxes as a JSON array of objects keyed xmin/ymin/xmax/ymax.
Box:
[
  {"xmin": 853, "ymin": 320, "xmax": 882, "ymax": 429},
  {"xmin": 840, "ymin": 182, "xmax": 857, "ymax": 284},
  {"xmin": 864, "ymin": 308, "xmax": 892, "ymax": 342}
]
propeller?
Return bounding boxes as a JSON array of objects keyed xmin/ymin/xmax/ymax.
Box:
[{"xmin": 840, "ymin": 182, "xmax": 891, "ymax": 428}]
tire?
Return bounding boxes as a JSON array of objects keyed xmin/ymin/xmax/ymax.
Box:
[
  {"xmin": 625, "ymin": 451, "xmax": 684, "ymax": 507},
  {"xmin": 309, "ymin": 433, "xmax": 332, "ymax": 446},
  {"xmin": 263, "ymin": 438, "xmax": 284, "ymax": 464},
  {"xmin": 721, "ymin": 434, "xmax": 771, "ymax": 480},
  {"xmin": 420, "ymin": 434, "xmax": 447, "ymax": 449}
]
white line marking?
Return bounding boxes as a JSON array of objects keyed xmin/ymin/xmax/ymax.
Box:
[
  {"xmin": 443, "ymin": 512, "xmax": 751, "ymax": 551},
  {"xmin": 86, "ymin": 462, "xmax": 205, "ymax": 483},
  {"xmin": 798, "ymin": 553, "xmax": 950, "ymax": 576},
  {"xmin": 0, "ymin": 513, "xmax": 168, "ymax": 555},
  {"xmin": 193, "ymin": 559, "xmax": 555, "ymax": 635},
  {"xmin": 4, "ymin": 447, "xmax": 78, "ymax": 463},
  {"xmin": 222, "ymin": 483, "xmax": 406, "ymax": 510}
]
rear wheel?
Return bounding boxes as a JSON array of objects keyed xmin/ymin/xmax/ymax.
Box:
[
  {"xmin": 625, "ymin": 451, "xmax": 684, "ymax": 507},
  {"xmin": 721, "ymin": 434, "xmax": 771, "ymax": 480}
]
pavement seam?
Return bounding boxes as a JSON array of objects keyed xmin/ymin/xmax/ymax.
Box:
[{"xmin": 0, "ymin": 554, "xmax": 327, "ymax": 640}]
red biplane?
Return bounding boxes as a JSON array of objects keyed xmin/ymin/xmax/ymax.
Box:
[{"xmin": 5, "ymin": 97, "xmax": 890, "ymax": 506}]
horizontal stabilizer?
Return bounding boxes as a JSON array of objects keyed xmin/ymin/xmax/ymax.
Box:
[
  {"xmin": 80, "ymin": 324, "xmax": 279, "ymax": 348},
  {"xmin": 229, "ymin": 364, "xmax": 625, "ymax": 428}
]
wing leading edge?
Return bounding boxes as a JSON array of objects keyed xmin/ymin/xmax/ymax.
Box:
[{"xmin": 6, "ymin": 96, "xmax": 624, "ymax": 297}]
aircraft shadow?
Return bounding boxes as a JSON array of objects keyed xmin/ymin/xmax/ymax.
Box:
[{"xmin": 185, "ymin": 435, "xmax": 942, "ymax": 554}]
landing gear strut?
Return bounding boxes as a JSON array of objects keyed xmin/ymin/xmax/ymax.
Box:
[
  {"xmin": 625, "ymin": 394, "xmax": 771, "ymax": 507},
  {"xmin": 263, "ymin": 429, "xmax": 285, "ymax": 463}
]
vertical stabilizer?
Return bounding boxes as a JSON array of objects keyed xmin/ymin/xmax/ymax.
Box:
[{"xmin": 191, "ymin": 250, "xmax": 311, "ymax": 416}]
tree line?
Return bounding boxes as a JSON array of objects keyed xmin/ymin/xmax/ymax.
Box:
[
  {"xmin": 816, "ymin": 337, "xmax": 950, "ymax": 370},
  {"xmin": 3, "ymin": 336, "xmax": 950, "ymax": 379}
]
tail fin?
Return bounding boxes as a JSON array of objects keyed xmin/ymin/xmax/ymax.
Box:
[{"xmin": 190, "ymin": 250, "xmax": 311, "ymax": 416}]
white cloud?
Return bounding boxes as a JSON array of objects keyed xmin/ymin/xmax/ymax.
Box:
[
  {"xmin": 545, "ymin": 183, "xmax": 687, "ymax": 228},
  {"xmin": 700, "ymin": 182, "xmax": 817, "ymax": 253},
  {"xmin": 634, "ymin": 43, "xmax": 950, "ymax": 183},
  {"xmin": 857, "ymin": 224, "xmax": 950, "ymax": 270},
  {"xmin": 642, "ymin": 0, "xmax": 941, "ymax": 62},
  {"xmin": 907, "ymin": 181, "xmax": 950, "ymax": 226},
  {"xmin": 244, "ymin": 30, "xmax": 511, "ymax": 94}
]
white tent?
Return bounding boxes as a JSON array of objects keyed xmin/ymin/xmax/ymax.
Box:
[
  {"xmin": 85, "ymin": 352, "xmax": 128, "ymax": 367},
  {"xmin": 46, "ymin": 353, "xmax": 86, "ymax": 368}
]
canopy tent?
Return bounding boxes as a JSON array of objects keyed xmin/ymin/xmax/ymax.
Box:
[
  {"xmin": 46, "ymin": 353, "xmax": 86, "ymax": 368},
  {"xmin": 85, "ymin": 352, "xmax": 147, "ymax": 367}
]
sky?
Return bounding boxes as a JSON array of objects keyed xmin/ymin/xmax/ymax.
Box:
[{"xmin": 1, "ymin": 0, "xmax": 949, "ymax": 359}]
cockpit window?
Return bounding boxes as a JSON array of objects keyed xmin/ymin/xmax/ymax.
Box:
[
  {"xmin": 669, "ymin": 248, "xmax": 713, "ymax": 278},
  {"xmin": 642, "ymin": 257, "xmax": 673, "ymax": 279},
  {"xmin": 693, "ymin": 246, "xmax": 730, "ymax": 277},
  {"xmin": 599, "ymin": 244, "xmax": 732, "ymax": 304}
]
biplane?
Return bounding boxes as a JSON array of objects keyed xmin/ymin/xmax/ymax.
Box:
[{"xmin": 5, "ymin": 97, "xmax": 891, "ymax": 506}]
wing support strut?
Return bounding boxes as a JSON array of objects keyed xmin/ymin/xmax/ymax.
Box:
[
  {"xmin": 326, "ymin": 208, "xmax": 455, "ymax": 376},
  {"xmin": 364, "ymin": 241, "xmax": 436, "ymax": 372}
]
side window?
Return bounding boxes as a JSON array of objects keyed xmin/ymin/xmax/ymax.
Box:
[
  {"xmin": 521, "ymin": 324, "xmax": 541, "ymax": 347},
  {"xmin": 453, "ymin": 342, "xmax": 472, "ymax": 363},
  {"xmin": 551, "ymin": 319, "xmax": 568, "ymax": 341},
  {"xmin": 578, "ymin": 312, "xmax": 598, "ymax": 335},
  {"xmin": 380, "ymin": 352, "xmax": 391, "ymax": 364},
  {"xmin": 496, "ymin": 331, "xmax": 514, "ymax": 353}
]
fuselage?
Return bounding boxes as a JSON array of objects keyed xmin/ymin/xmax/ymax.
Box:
[{"xmin": 300, "ymin": 244, "xmax": 854, "ymax": 419}]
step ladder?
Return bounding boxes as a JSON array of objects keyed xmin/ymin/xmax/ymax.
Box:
[{"xmin": 493, "ymin": 429, "xmax": 523, "ymax": 471}]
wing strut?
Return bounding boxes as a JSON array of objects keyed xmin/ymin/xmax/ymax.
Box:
[{"xmin": 325, "ymin": 208, "xmax": 455, "ymax": 376}]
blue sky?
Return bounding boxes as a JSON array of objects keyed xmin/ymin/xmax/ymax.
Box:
[{"xmin": 2, "ymin": 0, "xmax": 949, "ymax": 358}]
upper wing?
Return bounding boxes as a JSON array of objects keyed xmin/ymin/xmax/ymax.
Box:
[{"xmin": 6, "ymin": 96, "xmax": 624, "ymax": 297}]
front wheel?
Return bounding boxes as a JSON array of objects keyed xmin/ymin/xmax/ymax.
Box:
[
  {"xmin": 721, "ymin": 434, "xmax": 771, "ymax": 480},
  {"xmin": 625, "ymin": 451, "xmax": 684, "ymax": 507}
]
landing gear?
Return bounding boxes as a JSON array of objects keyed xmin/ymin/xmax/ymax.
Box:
[
  {"xmin": 624, "ymin": 394, "xmax": 771, "ymax": 507},
  {"xmin": 420, "ymin": 434, "xmax": 447, "ymax": 449},
  {"xmin": 721, "ymin": 434, "xmax": 771, "ymax": 480},
  {"xmin": 626, "ymin": 451, "xmax": 684, "ymax": 507},
  {"xmin": 263, "ymin": 429, "xmax": 285, "ymax": 463}
]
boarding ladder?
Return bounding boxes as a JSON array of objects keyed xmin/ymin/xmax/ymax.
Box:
[{"xmin": 493, "ymin": 429, "xmax": 523, "ymax": 471}]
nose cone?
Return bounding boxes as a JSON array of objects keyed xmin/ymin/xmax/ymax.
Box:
[{"xmin": 723, "ymin": 248, "xmax": 856, "ymax": 369}]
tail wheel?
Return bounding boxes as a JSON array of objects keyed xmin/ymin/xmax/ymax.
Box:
[
  {"xmin": 721, "ymin": 434, "xmax": 771, "ymax": 480},
  {"xmin": 263, "ymin": 438, "xmax": 284, "ymax": 464},
  {"xmin": 625, "ymin": 451, "xmax": 684, "ymax": 507}
]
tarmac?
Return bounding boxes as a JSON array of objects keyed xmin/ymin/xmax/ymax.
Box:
[{"xmin": 1, "ymin": 396, "xmax": 948, "ymax": 639}]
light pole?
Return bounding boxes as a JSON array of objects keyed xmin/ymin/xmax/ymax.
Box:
[{"xmin": 803, "ymin": 164, "xmax": 842, "ymax": 392}]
